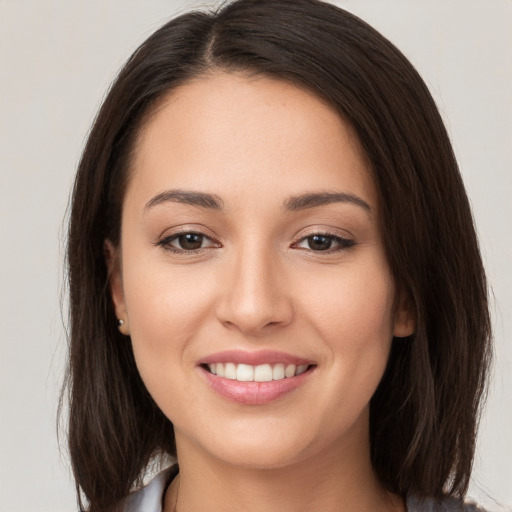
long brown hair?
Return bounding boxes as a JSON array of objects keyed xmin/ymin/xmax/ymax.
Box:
[{"xmin": 64, "ymin": 1, "xmax": 492, "ymax": 510}]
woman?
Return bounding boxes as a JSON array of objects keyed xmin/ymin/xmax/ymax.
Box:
[{"xmin": 65, "ymin": 0, "xmax": 492, "ymax": 510}]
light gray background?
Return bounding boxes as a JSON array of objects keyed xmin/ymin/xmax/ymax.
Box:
[{"xmin": 0, "ymin": 1, "xmax": 510, "ymax": 511}]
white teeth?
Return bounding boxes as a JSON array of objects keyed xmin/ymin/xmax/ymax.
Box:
[
  {"xmin": 254, "ymin": 364, "xmax": 273, "ymax": 382},
  {"xmin": 285, "ymin": 364, "xmax": 296, "ymax": 378},
  {"xmin": 236, "ymin": 363, "xmax": 254, "ymax": 381},
  {"xmin": 206, "ymin": 362, "xmax": 310, "ymax": 381},
  {"xmin": 296, "ymin": 364, "xmax": 308, "ymax": 376},
  {"xmin": 225, "ymin": 362, "xmax": 237, "ymax": 380},
  {"xmin": 272, "ymin": 363, "xmax": 285, "ymax": 380}
]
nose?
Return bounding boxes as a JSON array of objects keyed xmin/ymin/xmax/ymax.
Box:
[{"xmin": 215, "ymin": 245, "xmax": 294, "ymax": 336}]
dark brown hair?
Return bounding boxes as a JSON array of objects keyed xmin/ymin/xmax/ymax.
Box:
[{"xmin": 64, "ymin": 1, "xmax": 492, "ymax": 510}]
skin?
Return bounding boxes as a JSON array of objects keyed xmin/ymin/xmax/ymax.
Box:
[{"xmin": 108, "ymin": 72, "xmax": 414, "ymax": 511}]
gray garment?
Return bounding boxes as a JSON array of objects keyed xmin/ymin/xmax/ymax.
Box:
[
  {"xmin": 407, "ymin": 495, "xmax": 486, "ymax": 511},
  {"xmin": 123, "ymin": 467, "xmax": 486, "ymax": 512},
  {"xmin": 124, "ymin": 468, "xmax": 172, "ymax": 512}
]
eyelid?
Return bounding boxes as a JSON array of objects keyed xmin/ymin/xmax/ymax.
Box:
[
  {"xmin": 292, "ymin": 225, "xmax": 355, "ymax": 242},
  {"xmin": 155, "ymin": 224, "xmax": 219, "ymax": 241},
  {"xmin": 293, "ymin": 235, "xmax": 354, "ymax": 251},
  {"xmin": 154, "ymin": 225, "xmax": 222, "ymax": 253},
  {"xmin": 291, "ymin": 226, "xmax": 356, "ymax": 252},
  {"xmin": 153, "ymin": 224, "xmax": 356, "ymax": 254}
]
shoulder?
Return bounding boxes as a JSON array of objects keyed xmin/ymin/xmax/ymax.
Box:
[
  {"xmin": 407, "ymin": 495, "xmax": 488, "ymax": 512},
  {"xmin": 123, "ymin": 466, "xmax": 178, "ymax": 512}
]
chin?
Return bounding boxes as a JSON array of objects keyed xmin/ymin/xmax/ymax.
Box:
[
  {"xmin": 210, "ymin": 441, "xmax": 308, "ymax": 470},
  {"xmin": 198, "ymin": 419, "xmax": 329, "ymax": 471}
]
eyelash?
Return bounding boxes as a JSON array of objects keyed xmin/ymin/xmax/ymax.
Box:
[
  {"xmin": 155, "ymin": 230, "xmax": 356, "ymax": 255},
  {"xmin": 293, "ymin": 232, "xmax": 356, "ymax": 252},
  {"xmin": 155, "ymin": 231, "xmax": 219, "ymax": 254}
]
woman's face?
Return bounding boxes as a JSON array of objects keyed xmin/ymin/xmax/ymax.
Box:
[{"xmin": 109, "ymin": 73, "xmax": 414, "ymax": 469}]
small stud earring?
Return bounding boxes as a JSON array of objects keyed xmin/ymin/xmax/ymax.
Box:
[{"xmin": 118, "ymin": 318, "xmax": 130, "ymax": 336}]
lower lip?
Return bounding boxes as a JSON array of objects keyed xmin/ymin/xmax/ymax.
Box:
[{"xmin": 199, "ymin": 366, "xmax": 314, "ymax": 405}]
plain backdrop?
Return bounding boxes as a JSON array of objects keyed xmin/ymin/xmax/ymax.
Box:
[{"xmin": 0, "ymin": 1, "xmax": 510, "ymax": 511}]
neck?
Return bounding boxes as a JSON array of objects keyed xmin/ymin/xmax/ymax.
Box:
[{"xmin": 164, "ymin": 419, "xmax": 404, "ymax": 512}]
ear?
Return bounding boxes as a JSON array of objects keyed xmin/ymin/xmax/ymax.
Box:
[
  {"xmin": 104, "ymin": 239, "xmax": 130, "ymax": 336},
  {"xmin": 393, "ymin": 288, "xmax": 416, "ymax": 338}
]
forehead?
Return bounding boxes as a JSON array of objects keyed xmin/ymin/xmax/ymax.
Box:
[{"xmin": 126, "ymin": 72, "xmax": 377, "ymax": 212}]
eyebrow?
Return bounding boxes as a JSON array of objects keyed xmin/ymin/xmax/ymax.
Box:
[
  {"xmin": 145, "ymin": 189, "xmax": 225, "ymax": 211},
  {"xmin": 283, "ymin": 192, "xmax": 371, "ymax": 213},
  {"xmin": 144, "ymin": 189, "xmax": 371, "ymax": 213}
]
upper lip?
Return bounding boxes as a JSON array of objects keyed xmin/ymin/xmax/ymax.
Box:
[{"xmin": 198, "ymin": 350, "xmax": 314, "ymax": 367}]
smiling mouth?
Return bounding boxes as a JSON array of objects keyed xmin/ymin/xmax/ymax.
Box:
[{"xmin": 202, "ymin": 362, "xmax": 315, "ymax": 382}]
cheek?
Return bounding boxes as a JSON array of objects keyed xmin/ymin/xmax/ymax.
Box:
[
  {"xmin": 302, "ymin": 257, "xmax": 396, "ymax": 347},
  {"xmin": 300, "ymin": 257, "xmax": 396, "ymax": 400},
  {"xmin": 121, "ymin": 250, "xmax": 217, "ymax": 390},
  {"xmin": 295, "ymin": 266, "xmax": 396, "ymax": 443}
]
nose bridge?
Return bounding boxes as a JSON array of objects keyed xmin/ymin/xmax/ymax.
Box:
[{"xmin": 217, "ymin": 238, "xmax": 292, "ymax": 334}]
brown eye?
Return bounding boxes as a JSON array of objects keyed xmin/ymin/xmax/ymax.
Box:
[
  {"xmin": 157, "ymin": 231, "xmax": 220, "ymax": 253},
  {"xmin": 307, "ymin": 235, "xmax": 333, "ymax": 251},
  {"xmin": 294, "ymin": 233, "xmax": 356, "ymax": 252},
  {"xmin": 176, "ymin": 233, "xmax": 204, "ymax": 250}
]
